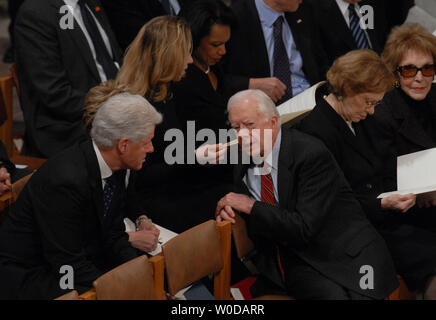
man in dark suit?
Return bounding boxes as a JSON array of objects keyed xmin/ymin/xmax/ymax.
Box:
[
  {"xmin": 15, "ymin": 0, "xmax": 123, "ymax": 158},
  {"xmin": 306, "ymin": 0, "xmax": 411, "ymax": 67},
  {"xmin": 224, "ymin": 0, "xmax": 329, "ymax": 104},
  {"xmin": 216, "ymin": 89, "xmax": 398, "ymax": 299},
  {"xmin": 0, "ymin": 93, "xmax": 162, "ymax": 299},
  {"xmin": 102, "ymin": 0, "xmax": 188, "ymax": 51},
  {"xmin": 3, "ymin": 0, "xmax": 26, "ymax": 63}
]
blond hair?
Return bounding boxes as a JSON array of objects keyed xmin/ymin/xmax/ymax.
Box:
[
  {"xmin": 83, "ymin": 80, "xmax": 130, "ymax": 133},
  {"xmin": 327, "ymin": 50, "xmax": 395, "ymax": 97},
  {"xmin": 115, "ymin": 16, "xmax": 192, "ymax": 102}
]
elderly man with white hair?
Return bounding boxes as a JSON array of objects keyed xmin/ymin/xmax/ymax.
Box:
[
  {"xmin": 0, "ymin": 92, "xmax": 162, "ymax": 300},
  {"xmin": 216, "ymin": 89, "xmax": 398, "ymax": 300}
]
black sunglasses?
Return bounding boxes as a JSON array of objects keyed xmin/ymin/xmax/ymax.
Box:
[{"xmin": 396, "ymin": 64, "xmax": 436, "ymax": 78}]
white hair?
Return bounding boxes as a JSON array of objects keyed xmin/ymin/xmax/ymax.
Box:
[
  {"xmin": 227, "ymin": 89, "xmax": 280, "ymax": 122},
  {"xmin": 90, "ymin": 93, "xmax": 162, "ymax": 148}
]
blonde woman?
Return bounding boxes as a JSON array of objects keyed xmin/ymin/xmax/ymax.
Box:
[{"xmin": 115, "ymin": 16, "xmax": 226, "ymax": 234}]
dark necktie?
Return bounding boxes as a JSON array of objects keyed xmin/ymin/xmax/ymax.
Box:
[
  {"xmin": 161, "ymin": 0, "xmax": 174, "ymax": 15},
  {"xmin": 348, "ymin": 4, "xmax": 370, "ymax": 50},
  {"xmin": 261, "ymin": 173, "xmax": 286, "ymax": 281},
  {"xmin": 103, "ymin": 174, "xmax": 117, "ymax": 217},
  {"xmin": 273, "ymin": 16, "xmax": 293, "ymax": 104},
  {"xmin": 78, "ymin": 0, "xmax": 119, "ymax": 80}
]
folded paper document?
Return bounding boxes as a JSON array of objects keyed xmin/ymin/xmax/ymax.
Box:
[
  {"xmin": 123, "ymin": 218, "xmax": 178, "ymax": 256},
  {"xmin": 278, "ymin": 81, "xmax": 326, "ymax": 127},
  {"xmin": 378, "ymin": 147, "xmax": 436, "ymax": 199}
]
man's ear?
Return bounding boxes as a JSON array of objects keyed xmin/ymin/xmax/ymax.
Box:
[
  {"xmin": 270, "ymin": 114, "xmax": 279, "ymax": 129},
  {"xmin": 117, "ymin": 138, "xmax": 129, "ymax": 154}
]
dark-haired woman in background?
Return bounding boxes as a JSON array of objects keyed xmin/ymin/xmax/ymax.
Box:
[
  {"xmin": 176, "ymin": 0, "xmax": 236, "ymax": 135},
  {"xmin": 169, "ymin": 0, "xmax": 237, "ymax": 229}
]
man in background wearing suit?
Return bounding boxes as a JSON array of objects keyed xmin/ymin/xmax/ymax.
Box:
[
  {"xmin": 216, "ymin": 89, "xmax": 398, "ymax": 299},
  {"xmin": 15, "ymin": 0, "xmax": 122, "ymax": 158},
  {"xmin": 103, "ymin": 0, "xmax": 188, "ymax": 51},
  {"xmin": 0, "ymin": 93, "xmax": 162, "ymax": 299},
  {"xmin": 224, "ymin": 0, "xmax": 328, "ymax": 104},
  {"xmin": 307, "ymin": 0, "xmax": 413, "ymax": 67},
  {"xmin": 307, "ymin": 0, "xmax": 387, "ymax": 67}
]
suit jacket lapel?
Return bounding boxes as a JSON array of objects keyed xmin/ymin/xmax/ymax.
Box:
[
  {"xmin": 234, "ymin": 163, "xmax": 251, "ymax": 195},
  {"xmin": 52, "ymin": 0, "xmax": 101, "ymax": 82},
  {"xmin": 327, "ymin": 0, "xmax": 356, "ymax": 49},
  {"xmin": 277, "ymin": 130, "xmax": 293, "ymax": 209},
  {"xmin": 247, "ymin": 0, "xmax": 270, "ymax": 76},
  {"xmin": 80, "ymin": 140, "xmax": 106, "ymax": 225},
  {"xmin": 88, "ymin": 0, "xmax": 123, "ymax": 64}
]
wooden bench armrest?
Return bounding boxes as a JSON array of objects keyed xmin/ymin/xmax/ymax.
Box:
[
  {"xmin": 0, "ymin": 191, "xmax": 12, "ymax": 211},
  {"xmin": 78, "ymin": 288, "xmax": 96, "ymax": 300}
]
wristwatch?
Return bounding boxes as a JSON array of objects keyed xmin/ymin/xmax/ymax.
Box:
[{"xmin": 135, "ymin": 216, "xmax": 149, "ymax": 230}]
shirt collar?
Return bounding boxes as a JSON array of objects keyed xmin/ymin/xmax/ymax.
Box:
[
  {"xmin": 92, "ymin": 140, "xmax": 113, "ymax": 180},
  {"xmin": 264, "ymin": 129, "xmax": 281, "ymax": 171},
  {"xmin": 255, "ymin": 0, "xmax": 285, "ymax": 28},
  {"xmin": 336, "ymin": 0, "xmax": 361, "ymax": 16},
  {"xmin": 63, "ymin": 0, "xmax": 78, "ymax": 8}
]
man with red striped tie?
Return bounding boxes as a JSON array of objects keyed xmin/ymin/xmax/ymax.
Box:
[{"xmin": 216, "ymin": 89, "xmax": 398, "ymax": 300}]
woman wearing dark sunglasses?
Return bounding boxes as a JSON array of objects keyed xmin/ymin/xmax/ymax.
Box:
[
  {"xmin": 369, "ymin": 23, "xmax": 436, "ymax": 299},
  {"xmin": 299, "ymin": 50, "xmax": 436, "ymax": 299},
  {"xmin": 373, "ymin": 23, "xmax": 436, "ymax": 199}
]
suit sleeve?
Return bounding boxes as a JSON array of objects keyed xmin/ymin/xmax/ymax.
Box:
[
  {"xmin": 14, "ymin": 4, "xmax": 85, "ymax": 122},
  {"xmin": 0, "ymin": 141, "xmax": 15, "ymax": 173},
  {"xmin": 31, "ymin": 181, "xmax": 103, "ymax": 290},
  {"xmin": 371, "ymin": 107, "xmax": 398, "ymax": 192},
  {"xmin": 104, "ymin": 208, "xmax": 139, "ymax": 266},
  {"xmin": 247, "ymin": 143, "xmax": 342, "ymax": 250}
]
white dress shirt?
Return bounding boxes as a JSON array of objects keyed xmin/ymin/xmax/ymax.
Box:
[
  {"xmin": 243, "ymin": 129, "xmax": 281, "ymax": 204},
  {"xmin": 335, "ymin": 0, "xmax": 373, "ymax": 49},
  {"xmin": 63, "ymin": 0, "xmax": 119, "ymax": 82},
  {"xmin": 92, "ymin": 141, "xmax": 130, "ymax": 189}
]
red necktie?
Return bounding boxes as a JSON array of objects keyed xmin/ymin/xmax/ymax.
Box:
[{"xmin": 261, "ymin": 173, "xmax": 286, "ymax": 281}]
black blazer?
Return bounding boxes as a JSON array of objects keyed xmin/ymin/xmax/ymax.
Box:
[
  {"xmin": 306, "ymin": 0, "xmax": 388, "ymax": 67},
  {"xmin": 299, "ymin": 97, "xmax": 394, "ymax": 226},
  {"xmin": 15, "ymin": 0, "xmax": 122, "ymax": 158},
  {"xmin": 235, "ymin": 129, "xmax": 398, "ymax": 299},
  {"xmin": 372, "ymin": 85, "xmax": 436, "ymax": 191},
  {"xmin": 224, "ymin": 0, "xmax": 329, "ymax": 94},
  {"xmin": 174, "ymin": 64, "xmax": 229, "ymax": 137},
  {"xmin": 0, "ymin": 140, "xmax": 138, "ymax": 299}
]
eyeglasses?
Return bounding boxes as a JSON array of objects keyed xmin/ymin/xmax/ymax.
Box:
[
  {"xmin": 396, "ymin": 64, "xmax": 436, "ymax": 78},
  {"xmin": 365, "ymin": 99, "xmax": 382, "ymax": 107}
]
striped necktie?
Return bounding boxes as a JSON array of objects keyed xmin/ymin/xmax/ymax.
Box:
[
  {"xmin": 261, "ymin": 173, "xmax": 286, "ymax": 281},
  {"xmin": 348, "ymin": 4, "xmax": 370, "ymax": 50}
]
